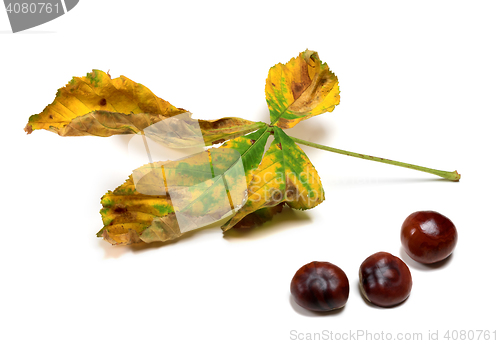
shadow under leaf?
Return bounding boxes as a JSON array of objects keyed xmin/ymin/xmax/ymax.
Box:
[{"xmin": 223, "ymin": 206, "xmax": 313, "ymax": 241}]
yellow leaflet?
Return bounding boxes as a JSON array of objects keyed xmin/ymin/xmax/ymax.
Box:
[
  {"xmin": 266, "ymin": 50, "xmax": 340, "ymax": 129},
  {"xmin": 24, "ymin": 69, "xmax": 186, "ymax": 135}
]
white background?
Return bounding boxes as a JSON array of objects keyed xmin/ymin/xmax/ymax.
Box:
[{"xmin": 1, "ymin": 1, "xmax": 499, "ymax": 343}]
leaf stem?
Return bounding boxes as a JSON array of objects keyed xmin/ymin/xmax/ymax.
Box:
[{"xmin": 288, "ymin": 135, "xmax": 460, "ymax": 181}]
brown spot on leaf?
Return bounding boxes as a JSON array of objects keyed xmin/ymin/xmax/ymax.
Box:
[
  {"xmin": 99, "ymin": 98, "xmax": 107, "ymax": 106},
  {"xmin": 265, "ymin": 189, "xmax": 283, "ymax": 207},
  {"xmin": 24, "ymin": 124, "xmax": 33, "ymax": 134},
  {"xmin": 49, "ymin": 115, "xmax": 53, "ymax": 119},
  {"xmin": 285, "ymin": 181, "xmax": 299, "ymax": 201},
  {"xmin": 212, "ymin": 139, "xmax": 225, "ymax": 145},
  {"xmin": 277, "ymin": 143, "xmax": 282, "ymax": 150},
  {"xmin": 291, "ymin": 60, "xmax": 312, "ymax": 99},
  {"xmin": 276, "ymin": 117, "xmax": 292, "ymax": 129},
  {"xmin": 112, "ymin": 204, "xmax": 127, "ymax": 214},
  {"xmin": 250, "ymin": 139, "xmax": 256, "ymax": 145}
]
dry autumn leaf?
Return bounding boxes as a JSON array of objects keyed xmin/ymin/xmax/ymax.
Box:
[{"xmin": 26, "ymin": 49, "xmax": 460, "ymax": 246}]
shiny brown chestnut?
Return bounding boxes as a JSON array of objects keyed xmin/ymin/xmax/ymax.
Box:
[
  {"xmin": 401, "ymin": 210, "xmax": 458, "ymax": 264},
  {"xmin": 359, "ymin": 252, "xmax": 412, "ymax": 307},
  {"xmin": 290, "ymin": 261, "xmax": 349, "ymax": 312}
]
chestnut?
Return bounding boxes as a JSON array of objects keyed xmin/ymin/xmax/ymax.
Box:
[
  {"xmin": 401, "ymin": 210, "xmax": 458, "ymax": 264},
  {"xmin": 290, "ymin": 261, "xmax": 349, "ymax": 312},
  {"xmin": 359, "ymin": 252, "xmax": 412, "ymax": 307}
]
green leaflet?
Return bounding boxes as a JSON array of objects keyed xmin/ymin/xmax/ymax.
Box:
[
  {"xmin": 99, "ymin": 128, "xmax": 271, "ymax": 245},
  {"xmin": 221, "ymin": 127, "xmax": 324, "ymax": 231},
  {"xmin": 221, "ymin": 128, "xmax": 272, "ymax": 182}
]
